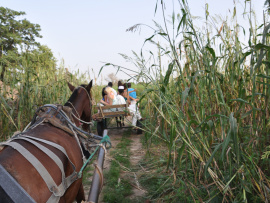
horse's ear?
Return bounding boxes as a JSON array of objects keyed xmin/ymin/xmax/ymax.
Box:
[
  {"xmin": 86, "ymin": 80, "xmax": 93, "ymax": 92},
  {"xmin": 68, "ymin": 82, "xmax": 75, "ymax": 92}
]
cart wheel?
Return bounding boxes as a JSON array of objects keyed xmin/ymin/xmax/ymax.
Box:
[
  {"xmin": 136, "ymin": 120, "xmax": 143, "ymax": 134},
  {"xmin": 97, "ymin": 119, "xmax": 105, "ymax": 137}
]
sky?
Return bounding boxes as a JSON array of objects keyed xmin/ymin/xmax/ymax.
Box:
[{"xmin": 1, "ymin": 0, "xmax": 267, "ymax": 85}]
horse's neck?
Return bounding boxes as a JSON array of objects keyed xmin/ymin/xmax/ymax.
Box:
[{"xmin": 68, "ymin": 101, "xmax": 84, "ymax": 127}]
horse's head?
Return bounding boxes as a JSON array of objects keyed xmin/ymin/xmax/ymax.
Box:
[{"xmin": 66, "ymin": 80, "xmax": 93, "ymax": 131}]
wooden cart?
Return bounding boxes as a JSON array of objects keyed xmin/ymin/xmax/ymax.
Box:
[{"xmin": 94, "ymin": 102, "xmax": 143, "ymax": 136}]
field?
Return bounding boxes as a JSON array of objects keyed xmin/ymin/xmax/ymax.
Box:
[
  {"xmin": 1, "ymin": 0, "xmax": 270, "ymax": 202},
  {"xmin": 100, "ymin": 1, "xmax": 270, "ymax": 202}
]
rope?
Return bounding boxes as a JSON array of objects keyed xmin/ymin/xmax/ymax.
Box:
[
  {"xmin": 93, "ymin": 163, "xmax": 104, "ymax": 193},
  {"xmin": 23, "ymin": 122, "xmax": 31, "ymax": 132},
  {"xmin": 42, "ymin": 104, "xmax": 102, "ymax": 140},
  {"xmin": 77, "ymin": 135, "xmax": 111, "ymax": 178},
  {"xmin": 67, "ymin": 87, "xmax": 93, "ymax": 125},
  {"xmin": 69, "ymin": 124, "xmax": 84, "ymax": 161},
  {"xmin": 68, "ymin": 98, "xmax": 93, "ymax": 125},
  {"xmin": 67, "ymin": 101, "xmax": 80, "ymax": 118},
  {"xmin": 75, "ymin": 86, "xmax": 93, "ymax": 121},
  {"xmin": 70, "ymin": 112, "xmax": 93, "ymax": 125}
]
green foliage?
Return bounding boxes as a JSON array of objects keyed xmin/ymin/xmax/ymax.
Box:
[
  {"xmin": 0, "ymin": 6, "xmax": 42, "ymax": 81},
  {"xmin": 103, "ymin": 130, "xmax": 132, "ymax": 202},
  {"xmin": 0, "ymin": 7, "xmax": 94, "ymax": 139},
  {"xmin": 0, "ymin": 7, "xmax": 41, "ymax": 51},
  {"xmin": 0, "ymin": 51, "xmax": 91, "ymax": 140},
  {"xmin": 101, "ymin": 0, "xmax": 270, "ymax": 202}
]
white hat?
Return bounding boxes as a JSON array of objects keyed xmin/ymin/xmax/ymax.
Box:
[{"xmin": 118, "ymin": 86, "xmax": 124, "ymax": 90}]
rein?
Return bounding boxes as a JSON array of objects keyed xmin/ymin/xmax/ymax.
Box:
[
  {"xmin": 67, "ymin": 101, "xmax": 80, "ymax": 118},
  {"xmin": 4, "ymin": 104, "xmax": 106, "ymax": 201},
  {"xmin": 67, "ymin": 101, "xmax": 92, "ymax": 125},
  {"xmin": 0, "ymin": 82, "xmax": 110, "ymax": 202},
  {"xmin": 67, "ymin": 86, "xmax": 93, "ymax": 125},
  {"xmin": 41, "ymin": 104, "xmax": 102, "ymax": 140},
  {"xmin": 78, "ymin": 134, "xmax": 111, "ymax": 178}
]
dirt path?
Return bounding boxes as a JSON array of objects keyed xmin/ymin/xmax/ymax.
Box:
[
  {"xmin": 83, "ymin": 126, "xmax": 146, "ymax": 202},
  {"xmin": 97, "ymin": 128, "xmax": 124, "ymax": 201},
  {"xmin": 126, "ymin": 131, "xmax": 146, "ymax": 200},
  {"xmin": 83, "ymin": 128, "xmax": 126, "ymax": 201}
]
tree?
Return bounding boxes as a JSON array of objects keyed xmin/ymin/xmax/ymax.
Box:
[
  {"xmin": 24, "ymin": 45, "xmax": 57, "ymax": 71},
  {"xmin": 105, "ymin": 72, "xmax": 118, "ymax": 85},
  {"xmin": 0, "ymin": 7, "xmax": 42, "ymax": 81}
]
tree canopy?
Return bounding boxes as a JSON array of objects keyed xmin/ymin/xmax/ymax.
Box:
[
  {"xmin": 0, "ymin": 7, "xmax": 41, "ymax": 52},
  {"xmin": 0, "ymin": 6, "xmax": 49, "ymax": 81}
]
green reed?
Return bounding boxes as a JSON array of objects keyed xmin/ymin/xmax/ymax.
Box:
[
  {"xmin": 0, "ymin": 52, "xmax": 94, "ymax": 140},
  {"xmin": 101, "ymin": 0, "xmax": 270, "ymax": 202}
]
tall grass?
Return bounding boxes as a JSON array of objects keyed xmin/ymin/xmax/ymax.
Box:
[
  {"xmin": 102, "ymin": 0, "xmax": 270, "ymax": 202},
  {"xmin": 0, "ymin": 53, "xmax": 97, "ymax": 140}
]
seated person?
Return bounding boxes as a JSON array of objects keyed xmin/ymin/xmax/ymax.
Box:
[
  {"xmin": 99, "ymin": 87, "xmax": 109, "ymax": 106},
  {"xmin": 106, "ymin": 86, "xmax": 127, "ymax": 112},
  {"xmin": 118, "ymin": 85, "xmax": 142, "ymax": 127},
  {"xmin": 105, "ymin": 86, "xmax": 117, "ymax": 106},
  {"xmin": 95, "ymin": 86, "xmax": 120, "ymax": 115},
  {"xmin": 118, "ymin": 80, "xmax": 123, "ymax": 87},
  {"xmin": 108, "ymin": 81, "xmax": 117, "ymax": 96},
  {"xmin": 92, "ymin": 86, "xmax": 142, "ymax": 127},
  {"xmin": 127, "ymin": 82, "xmax": 140, "ymax": 104},
  {"xmin": 117, "ymin": 82, "xmax": 127, "ymax": 126},
  {"xmin": 123, "ymin": 83, "xmax": 136, "ymax": 104},
  {"xmin": 127, "ymin": 82, "xmax": 136, "ymax": 100},
  {"xmin": 117, "ymin": 85, "xmax": 127, "ymax": 111}
]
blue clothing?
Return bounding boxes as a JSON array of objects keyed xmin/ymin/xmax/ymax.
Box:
[{"xmin": 128, "ymin": 88, "xmax": 137, "ymax": 99}]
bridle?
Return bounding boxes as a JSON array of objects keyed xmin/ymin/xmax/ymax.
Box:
[{"xmin": 68, "ymin": 86, "xmax": 93, "ymax": 125}]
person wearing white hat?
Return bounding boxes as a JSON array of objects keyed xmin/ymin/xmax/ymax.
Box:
[
  {"xmin": 117, "ymin": 85, "xmax": 142, "ymax": 127},
  {"xmin": 92, "ymin": 84, "xmax": 142, "ymax": 128},
  {"xmin": 115, "ymin": 86, "xmax": 126, "ymax": 111}
]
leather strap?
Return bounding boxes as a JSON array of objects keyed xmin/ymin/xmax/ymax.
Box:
[
  {"xmin": 18, "ymin": 136, "xmax": 80, "ymax": 194},
  {"xmin": 3, "ymin": 142, "xmax": 64, "ymax": 196},
  {"xmin": 14, "ymin": 137, "xmax": 66, "ymax": 183},
  {"xmin": 19, "ymin": 135, "xmax": 76, "ymax": 171},
  {"xmin": 1, "ymin": 136, "xmax": 80, "ymax": 202},
  {"xmin": 0, "ymin": 164, "xmax": 36, "ymax": 203}
]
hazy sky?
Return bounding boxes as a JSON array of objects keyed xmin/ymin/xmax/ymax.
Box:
[{"xmin": 1, "ymin": 0, "xmax": 266, "ymax": 84}]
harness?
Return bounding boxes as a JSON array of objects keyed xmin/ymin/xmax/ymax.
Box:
[
  {"xmin": 0, "ymin": 103, "xmax": 107, "ymax": 202},
  {"xmin": 67, "ymin": 86, "xmax": 95, "ymax": 125},
  {"xmin": 1, "ymin": 135, "xmax": 78, "ymax": 202}
]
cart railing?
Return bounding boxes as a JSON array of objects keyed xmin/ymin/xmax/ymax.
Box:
[
  {"xmin": 87, "ymin": 130, "xmax": 108, "ymax": 203},
  {"xmin": 94, "ymin": 101, "xmax": 130, "ymax": 119}
]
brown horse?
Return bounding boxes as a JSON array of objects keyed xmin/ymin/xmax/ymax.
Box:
[{"xmin": 0, "ymin": 80, "xmax": 93, "ymax": 203}]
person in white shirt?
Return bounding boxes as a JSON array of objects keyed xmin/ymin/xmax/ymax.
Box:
[
  {"xmin": 116, "ymin": 86, "xmax": 127, "ymax": 111},
  {"xmin": 108, "ymin": 82, "xmax": 117, "ymax": 96},
  {"xmin": 93, "ymin": 86, "xmax": 142, "ymax": 128},
  {"xmin": 118, "ymin": 86, "xmax": 142, "ymax": 127}
]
